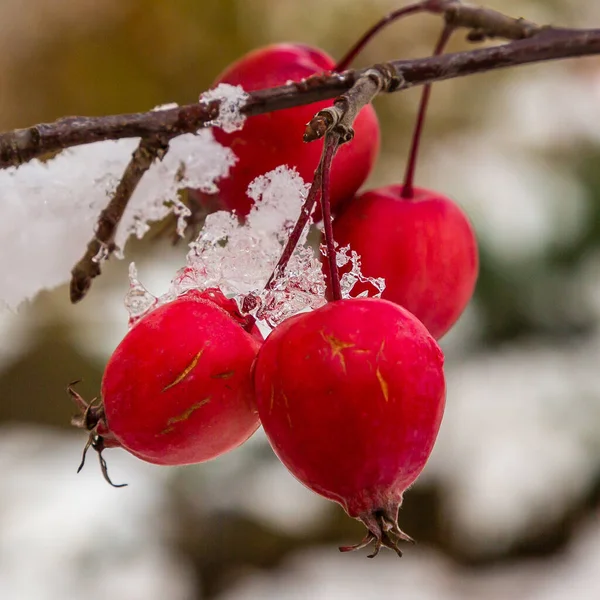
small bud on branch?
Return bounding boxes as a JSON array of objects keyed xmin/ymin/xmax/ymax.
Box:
[{"xmin": 305, "ymin": 68, "xmax": 390, "ymax": 143}]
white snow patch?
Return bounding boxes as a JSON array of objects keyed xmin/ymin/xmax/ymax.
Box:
[
  {"xmin": 425, "ymin": 337, "xmax": 600, "ymax": 556},
  {"xmin": 0, "ymin": 427, "xmax": 194, "ymax": 600},
  {"xmin": 0, "ymin": 127, "xmax": 235, "ymax": 310},
  {"xmin": 200, "ymin": 83, "xmax": 249, "ymax": 133}
]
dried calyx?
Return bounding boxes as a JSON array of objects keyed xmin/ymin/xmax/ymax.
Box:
[
  {"xmin": 340, "ymin": 509, "xmax": 415, "ymax": 559},
  {"xmin": 68, "ymin": 382, "xmax": 126, "ymax": 488}
]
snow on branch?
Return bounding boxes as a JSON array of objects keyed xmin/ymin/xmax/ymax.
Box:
[
  {"xmin": 0, "ymin": 130, "xmax": 235, "ymax": 310},
  {"xmin": 2, "ymin": 28, "xmax": 600, "ymax": 169},
  {"xmin": 1, "ymin": 1, "xmax": 600, "ymax": 310}
]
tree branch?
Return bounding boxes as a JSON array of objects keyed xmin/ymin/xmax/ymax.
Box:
[
  {"xmin": 440, "ymin": 0, "xmax": 541, "ymax": 41},
  {"xmin": 1, "ymin": 0, "xmax": 598, "ymax": 306},
  {"xmin": 69, "ymin": 136, "xmax": 170, "ymax": 303},
  {"xmin": 1, "ymin": 26, "xmax": 599, "ymax": 170},
  {"xmin": 334, "ymin": 0, "xmax": 541, "ymax": 73}
]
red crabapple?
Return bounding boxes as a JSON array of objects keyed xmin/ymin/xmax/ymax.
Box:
[
  {"xmin": 186, "ymin": 286, "xmax": 263, "ymax": 343},
  {"xmin": 194, "ymin": 43, "xmax": 380, "ymax": 220},
  {"xmin": 330, "ymin": 185, "xmax": 479, "ymax": 339},
  {"xmin": 253, "ymin": 297, "xmax": 446, "ymax": 556},
  {"xmin": 73, "ymin": 289, "xmax": 262, "ymax": 477}
]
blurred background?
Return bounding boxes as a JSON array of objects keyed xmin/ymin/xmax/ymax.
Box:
[{"xmin": 2, "ymin": 0, "xmax": 600, "ymax": 598}]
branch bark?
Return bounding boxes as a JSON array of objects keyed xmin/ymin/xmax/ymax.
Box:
[
  {"xmin": 1, "ymin": 27, "xmax": 599, "ymax": 170},
  {"xmin": 69, "ymin": 136, "xmax": 170, "ymax": 303}
]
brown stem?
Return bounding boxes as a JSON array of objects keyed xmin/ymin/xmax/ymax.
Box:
[
  {"xmin": 320, "ymin": 135, "xmax": 342, "ymax": 301},
  {"xmin": 70, "ymin": 136, "xmax": 169, "ymax": 303},
  {"xmin": 1, "ymin": 26, "xmax": 599, "ymax": 169},
  {"xmin": 334, "ymin": 0, "xmax": 542, "ymax": 73},
  {"xmin": 443, "ymin": 2, "xmax": 541, "ymax": 41},
  {"xmin": 305, "ymin": 68, "xmax": 389, "ymax": 143},
  {"xmin": 401, "ymin": 24, "xmax": 454, "ymax": 199}
]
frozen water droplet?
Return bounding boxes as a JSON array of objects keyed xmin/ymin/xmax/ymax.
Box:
[
  {"xmin": 335, "ymin": 245, "xmax": 386, "ymax": 299},
  {"xmin": 124, "ymin": 263, "xmax": 158, "ymax": 327},
  {"xmin": 152, "ymin": 102, "xmax": 179, "ymax": 112},
  {"xmin": 172, "ymin": 199, "xmax": 192, "ymax": 238},
  {"xmin": 166, "ymin": 166, "xmax": 326, "ymax": 328},
  {"xmin": 123, "ymin": 167, "xmax": 381, "ymax": 332},
  {"xmin": 92, "ymin": 243, "xmax": 112, "ymax": 264}
]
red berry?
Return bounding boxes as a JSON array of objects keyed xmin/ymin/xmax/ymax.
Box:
[
  {"xmin": 198, "ymin": 43, "xmax": 380, "ymax": 220},
  {"xmin": 331, "ymin": 185, "xmax": 479, "ymax": 339},
  {"xmin": 189, "ymin": 286, "xmax": 263, "ymax": 343},
  {"xmin": 253, "ymin": 298, "xmax": 446, "ymax": 556},
  {"xmin": 101, "ymin": 289, "xmax": 262, "ymax": 466}
]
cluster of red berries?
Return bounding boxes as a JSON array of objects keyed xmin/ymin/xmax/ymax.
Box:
[{"xmin": 72, "ymin": 42, "xmax": 478, "ymax": 557}]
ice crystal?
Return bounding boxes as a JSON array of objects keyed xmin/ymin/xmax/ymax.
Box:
[
  {"xmin": 324, "ymin": 244, "xmax": 385, "ymax": 299},
  {"xmin": 125, "ymin": 166, "xmax": 327, "ymax": 330},
  {"xmin": 124, "ymin": 263, "xmax": 159, "ymax": 328}
]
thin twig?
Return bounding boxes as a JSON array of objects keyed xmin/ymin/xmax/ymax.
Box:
[
  {"xmin": 330, "ymin": 0, "xmax": 543, "ymax": 72},
  {"xmin": 334, "ymin": 1, "xmax": 429, "ymax": 72},
  {"xmin": 1, "ymin": 25, "xmax": 599, "ymax": 169},
  {"xmin": 305, "ymin": 68, "xmax": 391, "ymax": 142},
  {"xmin": 402, "ymin": 24, "xmax": 454, "ymax": 198},
  {"xmin": 319, "ymin": 134, "xmax": 342, "ymax": 300},
  {"xmin": 442, "ymin": 1, "xmax": 542, "ymax": 41},
  {"xmin": 267, "ymin": 72, "xmax": 385, "ymax": 292},
  {"xmin": 264, "ymin": 170, "xmax": 322, "ymax": 290},
  {"xmin": 70, "ymin": 136, "xmax": 169, "ymax": 303}
]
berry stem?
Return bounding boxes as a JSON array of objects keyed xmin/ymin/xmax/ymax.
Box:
[
  {"xmin": 266, "ymin": 73, "xmax": 377, "ymax": 294},
  {"xmin": 265, "ymin": 169, "xmax": 322, "ymax": 290},
  {"xmin": 401, "ymin": 24, "xmax": 454, "ymax": 199},
  {"xmin": 334, "ymin": 2, "xmax": 430, "ymax": 72},
  {"xmin": 320, "ymin": 134, "xmax": 342, "ymax": 301}
]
